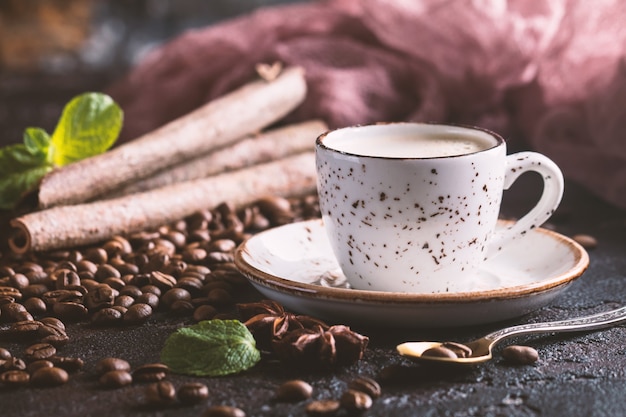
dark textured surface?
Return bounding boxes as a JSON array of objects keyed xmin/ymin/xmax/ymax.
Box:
[{"xmin": 0, "ymin": 146, "xmax": 624, "ymax": 417}]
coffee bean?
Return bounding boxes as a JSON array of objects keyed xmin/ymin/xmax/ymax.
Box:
[
  {"xmin": 254, "ymin": 196, "xmax": 294, "ymax": 225},
  {"xmin": 51, "ymin": 269, "xmax": 81, "ymax": 290},
  {"xmin": 502, "ymin": 345, "xmax": 539, "ymax": 365},
  {"xmin": 103, "ymin": 277, "xmax": 126, "ymax": 291},
  {"xmin": 421, "ymin": 346, "xmax": 459, "ymax": 359},
  {"xmin": 49, "ymin": 356, "xmax": 84, "ymax": 373},
  {"xmin": 77, "ymin": 259, "xmax": 98, "ymax": 274},
  {"xmin": 96, "ymin": 357, "xmax": 131, "ymax": 375},
  {"xmin": 340, "ymin": 389, "xmax": 373, "ymax": 413},
  {"xmin": 119, "ymin": 285, "xmax": 142, "ymax": 298},
  {"xmin": 84, "ymin": 247, "xmax": 108, "ymax": 264},
  {"xmin": 91, "ymin": 307, "xmax": 124, "ymax": 326},
  {"xmin": 15, "ymin": 262, "xmax": 43, "ymax": 275},
  {"xmin": 100, "ymin": 370, "xmax": 133, "ymax": 388},
  {"xmin": 305, "ymin": 399, "xmax": 341, "ymax": 416},
  {"xmin": 176, "ymin": 277, "xmax": 204, "ymax": 293},
  {"xmin": 1, "ymin": 302, "xmax": 31, "ymax": 322},
  {"xmin": 0, "ymin": 286, "xmax": 21, "ymax": 300},
  {"xmin": 1, "ymin": 357, "xmax": 26, "ymax": 371},
  {"xmin": 23, "ymin": 297, "xmax": 47, "ymax": 315},
  {"xmin": 0, "ymin": 296, "xmax": 15, "ymax": 306},
  {"xmin": 123, "ymin": 303, "xmax": 153, "ymax": 325},
  {"xmin": 102, "ymin": 237, "xmax": 132, "ymax": 257},
  {"xmin": 54, "ymin": 260, "xmax": 78, "ymax": 272},
  {"xmin": 274, "ymin": 379, "xmax": 313, "ymax": 402},
  {"xmin": 43, "ymin": 289, "xmax": 83, "ymax": 306},
  {"xmin": 140, "ymin": 285, "xmax": 161, "ymax": 297},
  {"xmin": 26, "ymin": 359, "xmax": 54, "ymax": 374},
  {"xmin": 53, "ymin": 301, "xmax": 88, "ymax": 321},
  {"xmin": 186, "ymin": 265, "xmax": 211, "ymax": 277},
  {"xmin": 0, "ymin": 370, "xmax": 30, "ymax": 387},
  {"xmin": 347, "ymin": 375, "xmax": 381, "ymax": 399},
  {"xmin": 153, "ymin": 238, "xmax": 177, "ymax": 257},
  {"xmin": 170, "ymin": 300, "xmax": 195, "ymax": 315},
  {"xmin": 442, "ymin": 342, "xmax": 473, "ymax": 358},
  {"xmin": 202, "ymin": 405, "xmax": 246, "ymax": 417},
  {"xmin": 41, "ymin": 333, "xmax": 70, "ymax": 347},
  {"xmin": 86, "ymin": 284, "xmax": 116, "ymax": 310},
  {"xmin": 572, "ymin": 234, "xmax": 598, "ymax": 249},
  {"xmin": 111, "ymin": 305, "xmax": 128, "ymax": 315},
  {"xmin": 132, "ymin": 363, "xmax": 169, "ymax": 383},
  {"xmin": 207, "ymin": 239, "xmax": 237, "ymax": 253},
  {"xmin": 149, "ymin": 271, "xmax": 177, "ymax": 290},
  {"xmin": 163, "ymin": 230, "xmax": 186, "ymax": 248},
  {"xmin": 0, "ymin": 266, "xmax": 15, "ymax": 277},
  {"xmin": 40, "ymin": 317, "xmax": 66, "ymax": 332},
  {"xmin": 162, "ymin": 288, "xmax": 191, "ymax": 307},
  {"xmin": 21, "ymin": 284, "xmax": 49, "ymax": 299},
  {"xmin": 24, "ymin": 343, "xmax": 56, "ymax": 362},
  {"xmin": 205, "ymin": 252, "xmax": 234, "ymax": 265},
  {"xmin": 182, "ymin": 248, "xmax": 207, "ymax": 263},
  {"xmin": 193, "ymin": 305, "xmax": 218, "ymax": 322},
  {"xmin": 135, "ymin": 292, "xmax": 159, "ymax": 309},
  {"xmin": 8, "ymin": 273, "xmax": 29, "ymax": 290},
  {"xmin": 114, "ymin": 295, "xmax": 135, "ymax": 308},
  {"xmin": 145, "ymin": 381, "xmax": 177, "ymax": 406},
  {"xmin": 206, "ymin": 288, "xmax": 233, "ymax": 307},
  {"xmin": 0, "ymin": 347, "xmax": 11, "ymax": 360},
  {"xmin": 5, "ymin": 320, "xmax": 43, "ymax": 340},
  {"xmin": 31, "ymin": 366, "xmax": 69, "ymax": 387},
  {"xmin": 95, "ymin": 264, "xmax": 121, "ymax": 281},
  {"xmin": 178, "ymin": 382, "xmax": 209, "ymax": 404}
]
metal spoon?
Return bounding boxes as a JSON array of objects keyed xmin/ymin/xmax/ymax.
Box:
[{"xmin": 397, "ymin": 306, "xmax": 626, "ymax": 365}]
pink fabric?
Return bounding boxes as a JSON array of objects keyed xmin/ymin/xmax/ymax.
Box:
[{"xmin": 107, "ymin": 0, "xmax": 626, "ymax": 209}]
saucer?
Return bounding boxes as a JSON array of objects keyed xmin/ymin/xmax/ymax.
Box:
[{"xmin": 234, "ymin": 219, "xmax": 589, "ymax": 327}]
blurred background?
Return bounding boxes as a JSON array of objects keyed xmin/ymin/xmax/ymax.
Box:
[{"xmin": 0, "ymin": 0, "xmax": 303, "ymax": 146}]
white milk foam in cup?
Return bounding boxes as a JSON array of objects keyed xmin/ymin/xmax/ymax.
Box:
[{"xmin": 324, "ymin": 125, "xmax": 496, "ymax": 158}]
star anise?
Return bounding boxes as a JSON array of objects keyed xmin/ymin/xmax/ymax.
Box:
[
  {"xmin": 272, "ymin": 324, "xmax": 369, "ymax": 367},
  {"xmin": 237, "ymin": 300, "xmax": 328, "ymax": 351}
]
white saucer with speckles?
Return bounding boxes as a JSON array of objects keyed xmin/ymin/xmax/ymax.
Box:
[{"xmin": 234, "ymin": 219, "xmax": 589, "ymax": 327}]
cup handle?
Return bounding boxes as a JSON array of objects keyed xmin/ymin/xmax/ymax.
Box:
[{"xmin": 486, "ymin": 151, "xmax": 564, "ymax": 258}]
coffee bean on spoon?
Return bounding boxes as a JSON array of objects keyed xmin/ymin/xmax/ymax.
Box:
[
  {"xmin": 441, "ymin": 342, "xmax": 473, "ymax": 358},
  {"xmin": 421, "ymin": 346, "xmax": 459, "ymax": 359}
]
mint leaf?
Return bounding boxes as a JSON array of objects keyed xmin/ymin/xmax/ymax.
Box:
[
  {"xmin": 23, "ymin": 127, "xmax": 50, "ymax": 158},
  {"xmin": 160, "ymin": 320, "xmax": 261, "ymax": 377},
  {"xmin": 0, "ymin": 92, "xmax": 122, "ymax": 210},
  {"xmin": 49, "ymin": 92, "xmax": 122, "ymax": 166},
  {"xmin": 0, "ymin": 144, "xmax": 52, "ymax": 210}
]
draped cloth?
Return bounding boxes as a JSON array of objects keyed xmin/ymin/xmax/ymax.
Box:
[{"xmin": 107, "ymin": 0, "xmax": 626, "ymax": 209}]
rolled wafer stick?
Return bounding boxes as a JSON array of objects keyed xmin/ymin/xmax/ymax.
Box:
[
  {"xmin": 9, "ymin": 152, "xmax": 317, "ymax": 253},
  {"xmin": 37, "ymin": 66, "xmax": 307, "ymax": 208},
  {"xmin": 107, "ymin": 120, "xmax": 326, "ymax": 197}
]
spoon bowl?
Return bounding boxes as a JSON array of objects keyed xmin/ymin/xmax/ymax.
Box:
[{"xmin": 397, "ymin": 305, "xmax": 626, "ymax": 365}]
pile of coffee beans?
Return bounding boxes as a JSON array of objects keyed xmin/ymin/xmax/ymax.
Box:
[
  {"xmin": 0, "ymin": 196, "xmax": 319, "ymax": 395},
  {"xmin": 0, "ymin": 344, "xmax": 83, "ymax": 388}
]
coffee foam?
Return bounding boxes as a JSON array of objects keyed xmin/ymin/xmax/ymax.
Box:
[{"xmin": 324, "ymin": 126, "xmax": 496, "ymax": 158}]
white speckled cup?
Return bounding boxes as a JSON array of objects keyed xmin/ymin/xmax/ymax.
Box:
[{"xmin": 315, "ymin": 123, "xmax": 564, "ymax": 293}]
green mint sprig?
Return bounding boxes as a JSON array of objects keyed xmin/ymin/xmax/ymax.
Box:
[
  {"xmin": 160, "ymin": 320, "xmax": 261, "ymax": 377},
  {"xmin": 0, "ymin": 92, "xmax": 123, "ymax": 210}
]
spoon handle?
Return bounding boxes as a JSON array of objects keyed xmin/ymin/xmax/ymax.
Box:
[{"xmin": 483, "ymin": 306, "xmax": 626, "ymax": 344}]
